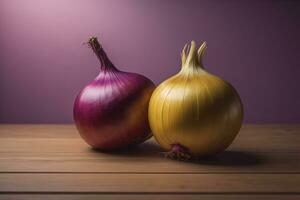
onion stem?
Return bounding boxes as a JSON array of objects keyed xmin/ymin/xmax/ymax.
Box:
[
  {"xmin": 87, "ymin": 37, "xmax": 117, "ymax": 71},
  {"xmin": 181, "ymin": 41, "xmax": 207, "ymax": 71}
]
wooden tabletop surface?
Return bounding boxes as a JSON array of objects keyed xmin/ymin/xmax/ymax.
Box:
[{"xmin": 0, "ymin": 124, "xmax": 299, "ymax": 200}]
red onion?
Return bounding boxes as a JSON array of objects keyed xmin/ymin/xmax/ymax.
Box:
[{"xmin": 73, "ymin": 37, "xmax": 155, "ymax": 150}]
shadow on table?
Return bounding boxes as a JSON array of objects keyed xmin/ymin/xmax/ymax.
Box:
[
  {"xmin": 90, "ymin": 139, "xmax": 265, "ymax": 166},
  {"xmin": 89, "ymin": 138, "xmax": 163, "ymax": 157},
  {"xmin": 193, "ymin": 151, "xmax": 265, "ymax": 166}
]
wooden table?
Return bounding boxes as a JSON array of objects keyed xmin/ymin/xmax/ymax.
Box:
[{"xmin": 0, "ymin": 124, "xmax": 299, "ymax": 200}]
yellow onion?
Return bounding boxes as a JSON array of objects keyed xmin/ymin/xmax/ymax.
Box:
[{"xmin": 148, "ymin": 41, "xmax": 243, "ymax": 159}]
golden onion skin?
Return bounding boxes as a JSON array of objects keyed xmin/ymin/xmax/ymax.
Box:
[{"xmin": 148, "ymin": 41, "xmax": 243, "ymax": 157}]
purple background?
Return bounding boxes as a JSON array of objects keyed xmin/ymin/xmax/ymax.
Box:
[{"xmin": 0, "ymin": 0, "xmax": 299, "ymax": 123}]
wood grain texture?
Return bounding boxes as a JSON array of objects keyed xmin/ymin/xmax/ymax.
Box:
[
  {"xmin": 1, "ymin": 174, "xmax": 300, "ymax": 193},
  {"xmin": 0, "ymin": 125, "xmax": 299, "ymax": 173},
  {"xmin": 1, "ymin": 125, "xmax": 299, "ymax": 152},
  {"xmin": 1, "ymin": 195, "xmax": 300, "ymax": 200},
  {"xmin": 0, "ymin": 124, "xmax": 299, "ymax": 199},
  {"xmin": 0, "ymin": 151, "xmax": 299, "ymax": 173}
]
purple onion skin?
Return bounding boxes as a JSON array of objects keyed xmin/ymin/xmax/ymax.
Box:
[{"xmin": 73, "ymin": 37, "xmax": 155, "ymax": 150}]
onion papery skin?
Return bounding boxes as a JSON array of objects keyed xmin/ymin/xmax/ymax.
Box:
[
  {"xmin": 74, "ymin": 37, "xmax": 155, "ymax": 150},
  {"xmin": 148, "ymin": 41, "xmax": 243, "ymax": 157}
]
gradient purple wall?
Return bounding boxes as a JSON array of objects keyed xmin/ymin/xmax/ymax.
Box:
[{"xmin": 0, "ymin": 0, "xmax": 299, "ymax": 123}]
